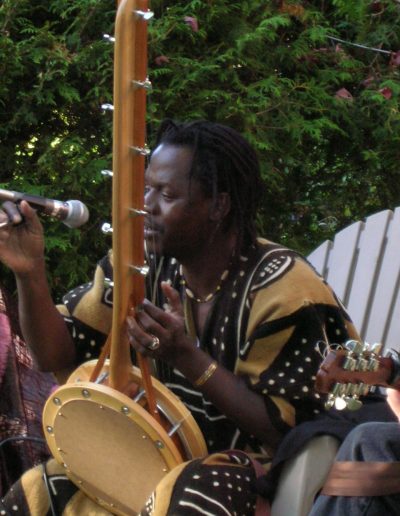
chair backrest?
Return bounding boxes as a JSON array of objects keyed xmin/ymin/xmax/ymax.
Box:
[{"xmin": 307, "ymin": 207, "xmax": 400, "ymax": 353}]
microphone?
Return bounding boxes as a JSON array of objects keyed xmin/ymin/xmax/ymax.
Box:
[{"xmin": 0, "ymin": 189, "xmax": 89, "ymax": 228}]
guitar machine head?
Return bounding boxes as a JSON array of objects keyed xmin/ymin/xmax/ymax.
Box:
[{"xmin": 315, "ymin": 339, "xmax": 400, "ymax": 411}]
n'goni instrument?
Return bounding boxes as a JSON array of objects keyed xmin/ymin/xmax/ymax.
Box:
[{"xmin": 42, "ymin": 2, "xmax": 207, "ymax": 514}]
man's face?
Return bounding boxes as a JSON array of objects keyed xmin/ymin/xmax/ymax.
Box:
[{"xmin": 144, "ymin": 144, "xmax": 213, "ymax": 260}]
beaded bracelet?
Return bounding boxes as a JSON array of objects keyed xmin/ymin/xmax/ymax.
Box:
[{"xmin": 193, "ymin": 361, "xmax": 218, "ymax": 387}]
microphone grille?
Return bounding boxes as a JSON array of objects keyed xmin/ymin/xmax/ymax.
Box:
[{"xmin": 64, "ymin": 200, "xmax": 90, "ymax": 228}]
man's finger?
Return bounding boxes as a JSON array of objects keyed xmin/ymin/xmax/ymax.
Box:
[
  {"xmin": 160, "ymin": 281, "xmax": 182, "ymax": 314},
  {"xmin": 1, "ymin": 201, "xmax": 23, "ymax": 225}
]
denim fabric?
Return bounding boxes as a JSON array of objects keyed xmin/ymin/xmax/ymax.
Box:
[{"xmin": 309, "ymin": 422, "xmax": 400, "ymax": 515}]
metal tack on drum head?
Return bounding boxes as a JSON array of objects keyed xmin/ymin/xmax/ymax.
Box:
[
  {"xmin": 53, "ymin": 397, "xmax": 62, "ymax": 406},
  {"xmin": 81, "ymin": 389, "xmax": 91, "ymax": 398}
]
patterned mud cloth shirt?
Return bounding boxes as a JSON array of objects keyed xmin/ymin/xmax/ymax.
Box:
[{"xmin": 57, "ymin": 238, "xmax": 359, "ymax": 455}]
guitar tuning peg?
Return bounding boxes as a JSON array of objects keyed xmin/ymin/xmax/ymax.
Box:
[
  {"xmin": 324, "ymin": 394, "xmax": 335, "ymax": 410},
  {"xmin": 355, "ymin": 356, "xmax": 368, "ymax": 371},
  {"xmin": 368, "ymin": 356, "xmax": 380, "ymax": 372},
  {"xmin": 362, "ymin": 341, "xmax": 371, "ymax": 351},
  {"xmin": 351, "ymin": 382, "xmax": 369, "ymax": 398},
  {"xmin": 343, "ymin": 356, "xmax": 356, "ymax": 371},
  {"xmin": 334, "ymin": 396, "xmax": 347, "ymax": 410},
  {"xmin": 345, "ymin": 396, "xmax": 363, "ymax": 411},
  {"xmin": 344, "ymin": 340, "xmax": 361, "ymax": 354},
  {"xmin": 345, "ymin": 382, "xmax": 356, "ymax": 396},
  {"xmin": 101, "ymin": 169, "xmax": 113, "ymax": 177},
  {"xmin": 370, "ymin": 342, "xmax": 383, "ymax": 355},
  {"xmin": 332, "ymin": 382, "xmax": 345, "ymax": 398}
]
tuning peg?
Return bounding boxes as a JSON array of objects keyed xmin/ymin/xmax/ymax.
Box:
[
  {"xmin": 345, "ymin": 397, "xmax": 363, "ymax": 411},
  {"xmin": 134, "ymin": 10, "xmax": 154, "ymax": 21},
  {"xmin": 130, "ymin": 145, "xmax": 150, "ymax": 156},
  {"xmin": 356, "ymin": 356, "xmax": 369, "ymax": 371},
  {"xmin": 368, "ymin": 356, "xmax": 380, "ymax": 371},
  {"xmin": 331, "ymin": 382, "xmax": 345, "ymax": 398},
  {"xmin": 324, "ymin": 394, "xmax": 335, "ymax": 410},
  {"xmin": 358, "ymin": 382, "xmax": 370, "ymax": 397},
  {"xmin": 334, "ymin": 397, "xmax": 347, "ymax": 410},
  {"xmin": 104, "ymin": 278, "xmax": 114, "ymax": 289},
  {"xmin": 101, "ymin": 169, "xmax": 113, "ymax": 177},
  {"xmin": 101, "ymin": 103, "xmax": 114, "ymax": 112},
  {"xmin": 132, "ymin": 78, "xmax": 152, "ymax": 91},
  {"xmin": 130, "ymin": 264, "xmax": 149, "ymax": 277},
  {"xmin": 343, "ymin": 355, "xmax": 357, "ymax": 371},
  {"xmin": 101, "ymin": 223, "xmax": 113, "ymax": 234},
  {"xmin": 370, "ymin": 342, "xmax": 383, "ymax": 355},
  {"xmin": 362, "ymin": 341, "xmax": 372, "ymax": 352},
  {"xmin": 103, "ymin": 34, "xmax": 115, "ymax": 43},
  {"xmin": 129, "ymin": 208, "xmax": 147, "ymax": 216},
  {"xmin": 344, "ymin": 339, "xmax": 359, "ymax": 352}
]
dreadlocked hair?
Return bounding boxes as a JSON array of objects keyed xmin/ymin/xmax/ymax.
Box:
[{"xmin": 154, "ymin": 119, "xmax": 265, "ymax": 250}]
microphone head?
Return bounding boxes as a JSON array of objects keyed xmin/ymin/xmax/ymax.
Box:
[{"xmin": 64, "ymin": 200, "xmax": 90, "ymax": 228}]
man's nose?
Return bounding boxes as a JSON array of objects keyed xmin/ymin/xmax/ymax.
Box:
[{"xmin": 144, "ymin": 189, "xmax": 157, "ymax": 213}]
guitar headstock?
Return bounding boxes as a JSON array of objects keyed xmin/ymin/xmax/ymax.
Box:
[{"xmin": 315, "ymin": 340, "xmax": 400, "ymax": 411}]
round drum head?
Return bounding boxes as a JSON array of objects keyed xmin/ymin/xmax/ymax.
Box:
[
  {"xmin": 68, "ymin": 361, "xmax": 207, "ymax": 459},
  {"xmin": 43, "ymin": 383, "xmax": 183, "ymax": 515}
]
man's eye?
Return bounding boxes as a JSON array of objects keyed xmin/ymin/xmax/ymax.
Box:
[{"xmin": 162, "ymin": 192, "xmax": 174, "ymax": 200}]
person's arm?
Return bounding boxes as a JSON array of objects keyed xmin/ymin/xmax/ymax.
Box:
[
  {"xmin": 387, "ymin": 388, "xmax": 400, "ymax": 422},
  {"xmin": 0, "ymin": 201, "xmax": 76, "ymax": 371},
  {"xmin": 128, "ymin": 282, "xmax": 283, "ymax": 449},
  {"xmin": 174, "ymin": 344, "xmax": 283, "ymax": 449}
]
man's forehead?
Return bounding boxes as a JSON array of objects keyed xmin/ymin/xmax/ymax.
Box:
[
  {"xmin": 147, "ymin": 144, "xmax": 194, "ymax": 177},
  {"xmin": 151, "ymin": 143, "xmax": 193, "ymax": 161}
]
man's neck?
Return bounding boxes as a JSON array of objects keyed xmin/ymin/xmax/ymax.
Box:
[{"xmin": 180, "ymin": 232, "xmax": 238, "ymax": 301}]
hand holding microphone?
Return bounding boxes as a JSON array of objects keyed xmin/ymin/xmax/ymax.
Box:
[
  {"xmin": 0, "ymin": 189, "xmax": 89, "ymax": 276},
  {"xmin": 0, "ymin": 189, "xmax": 89, "ymax": 229}
]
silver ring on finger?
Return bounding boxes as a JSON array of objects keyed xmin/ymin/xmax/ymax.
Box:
[{"xmin": 147, "ymin": 335, "xmax": 160, "ymax": 351}]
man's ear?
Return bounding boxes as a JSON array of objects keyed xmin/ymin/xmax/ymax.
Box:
[{"xmin": 209, "ymin": 192, "xmax": 231, "ymax": 222}]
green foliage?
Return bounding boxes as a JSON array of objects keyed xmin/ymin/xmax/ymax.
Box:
[
  {"xmin": 0, "ymin": 0, "xmax": 115, "ymax": 298},
  {"xmin": 147, "ymin": 0, "xmax": 400, "ymax": 251},
  {"xmin": 1, "ymin": 0, "xmax": 400, "ymax": 298}
]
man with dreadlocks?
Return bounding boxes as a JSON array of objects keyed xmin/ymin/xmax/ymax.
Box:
[{"xmin": 0, "ymin": 120, "xmax": 391, "ymax": 514}]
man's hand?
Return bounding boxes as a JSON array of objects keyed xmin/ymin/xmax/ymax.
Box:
[
  {"xmin": 0, "ymin": 200, "xmax": 45, "ymax": 275},
  {"xmin": 126, "ymin": 281, "xmax": 196, "ymax": 365}
]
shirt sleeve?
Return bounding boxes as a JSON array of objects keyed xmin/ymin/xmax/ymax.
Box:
[
  {"xmin": 235, "ymin": 257, "xmax": 359, "ymax": 434},
  {"xmin": 56, "ymin": 251, "xmax": 113, "ymax": 365}
]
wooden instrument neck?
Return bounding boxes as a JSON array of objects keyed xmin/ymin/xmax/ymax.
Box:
[{"xmin": 108, "ymin": 0, "xmax": 155, "ymax": 416}]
